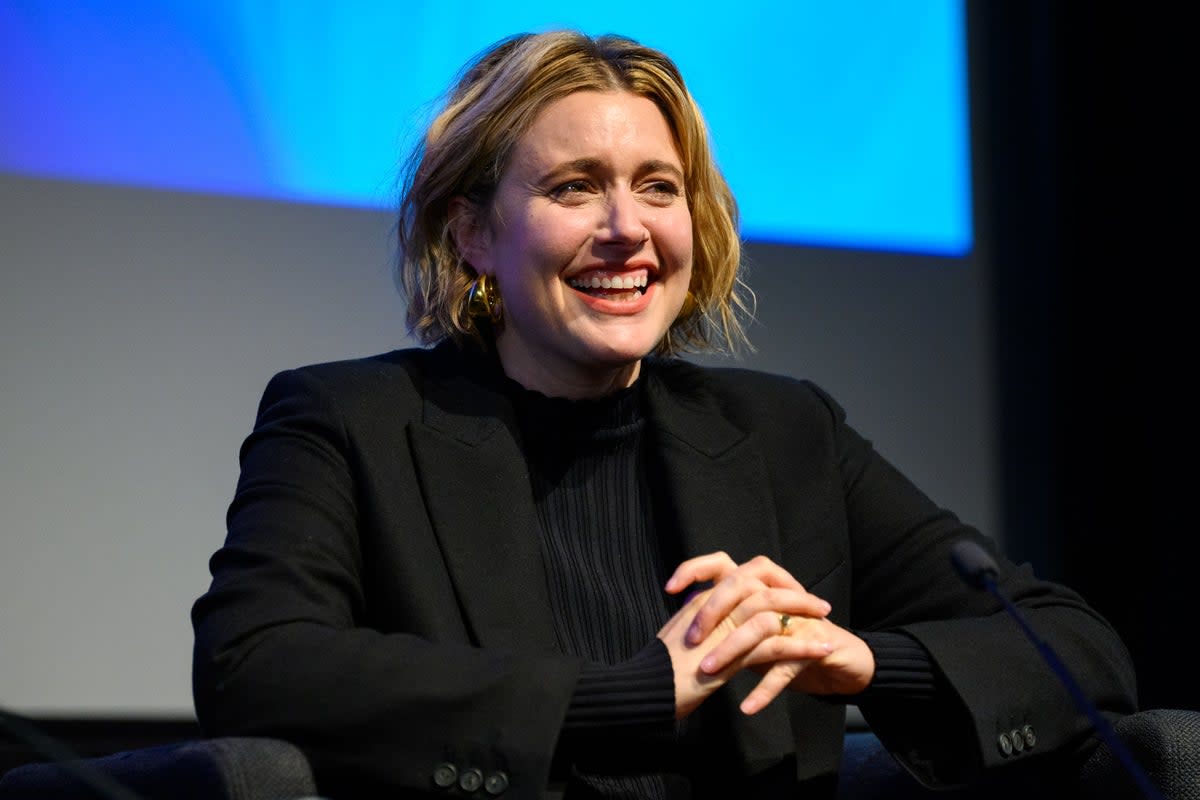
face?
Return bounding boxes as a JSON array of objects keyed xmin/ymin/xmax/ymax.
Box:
[{"xmin": 459, "ymin": 90, "xmax": 693, "ymax": 398}]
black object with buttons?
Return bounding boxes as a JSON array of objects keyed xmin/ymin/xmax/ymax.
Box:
[
  {"xmin": 996, "ymin": 724, "xmax": 1036, "ymax": 758},
  {"xmin": 431, "ymin": 762, "xmax": 510, "ymax": 796}
]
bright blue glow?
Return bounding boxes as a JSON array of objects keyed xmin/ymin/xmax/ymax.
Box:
[{"xmin": 0, "ymin": 1, "xmax": 971, "ymax": 255}]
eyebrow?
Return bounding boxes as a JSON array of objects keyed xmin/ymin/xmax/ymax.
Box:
[
  {"xmin": 640, "ymin": 160, "xmax": 686, "ymax": 182},
  {"xmin": 536, "ymin": 158, "xmax": 685, "ymax": 185}
]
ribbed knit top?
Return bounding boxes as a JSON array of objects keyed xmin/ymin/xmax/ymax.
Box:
[{"xmin": 510, "ymin": 378, "xmax": 679, "ymax": 796}]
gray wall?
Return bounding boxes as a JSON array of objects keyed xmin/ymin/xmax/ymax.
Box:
[{"xmin": 0, "ymin": 173, "xmax": 996, "ymax": 716}]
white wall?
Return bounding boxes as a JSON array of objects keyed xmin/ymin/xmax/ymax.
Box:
[{"xmin": 0, "ymin": 173, "xmax": 996, "ymax": 716}]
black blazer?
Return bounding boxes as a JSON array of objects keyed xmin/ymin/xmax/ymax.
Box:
[{"xmin": 191, "ymin": 343, "xmax": 1137, "ymax": 798}]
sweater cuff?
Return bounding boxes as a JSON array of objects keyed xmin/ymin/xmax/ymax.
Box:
[
  {"xmin": 857, "ymin": 631, "xmax": 939, "ymax": 701},
  {"xmin": 561, "ymin": 639, "xmax": 676, "ymax": 730}
]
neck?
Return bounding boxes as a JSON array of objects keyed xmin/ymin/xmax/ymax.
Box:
[{"xmin": 495, "ymin": 343, "xmax": 641, "ymax": 400}]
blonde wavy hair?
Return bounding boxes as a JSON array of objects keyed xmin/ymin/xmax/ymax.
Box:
[{"xmin": 397, "ymin": 30, "xmax": 751, "ymax": 355}]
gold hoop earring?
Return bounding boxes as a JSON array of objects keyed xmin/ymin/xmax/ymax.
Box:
[{"xmin": 466, "ymin": 274, "xmax": 502, "ymax": 323}]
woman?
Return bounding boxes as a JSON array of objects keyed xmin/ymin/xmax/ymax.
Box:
[{"xmin": 191, "ymin": 31, "xmax": 1137, "ymax": 799}]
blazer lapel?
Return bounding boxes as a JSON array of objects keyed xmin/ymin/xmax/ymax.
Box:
[
  {"xmin": 644, "ymin": 362, "xmax": 797, "ymax": 773},
  {"xmin": 407, "ymin": 353, "xmax": 559, "ymax": 654},
  {"xmin": 643, "ymin": 362, "xmax": 783, "ymax": 565}
]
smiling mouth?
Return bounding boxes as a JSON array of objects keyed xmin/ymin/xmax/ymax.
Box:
[{"xmin": 566, "ymin": 272, "xmax": 651, "ymax": 300}]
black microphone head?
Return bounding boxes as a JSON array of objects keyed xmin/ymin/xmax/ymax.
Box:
[{"xmin": 950, "ymin": 539, "xmax": 1000, "ymax": 590}]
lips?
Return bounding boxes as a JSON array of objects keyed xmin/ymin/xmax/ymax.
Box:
[
  {"xmin": 567, "ymin": 272, "xmax": 649, "ymax": 292},
  {"xmin": 566, "ymin": 266, "xmax": 654, "ymax": 299},
  {"xmin": 565, "ymin": 266, "xmax": 658, "ymax": 314}
]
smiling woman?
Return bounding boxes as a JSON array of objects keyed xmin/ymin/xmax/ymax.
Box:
[
  {"xmin": 396, "ymin": 32, "xmax": 747, "ymax": 371},
  {"xmin": 452, "ymin": 90, "xmax": 695, "ymax": 397},
  {"xmin": 190, "ymin": 30, "xmax": 1137, "ymax": 800}
]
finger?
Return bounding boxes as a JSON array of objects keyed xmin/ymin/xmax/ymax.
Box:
[
  {"xmin": 664, "ymin": 551, "xmax": 738, "ymax": 594},
  {"xmin": 699, "ymin": 611, "xmax": 833, "ymax": 674},
  {"xmin": 691, "ymin": 573, "xmax": 830, "ymax": 647},
  {"xmin": 685, "ymin": 570, "xmax": 767, "ymax": 644},
  {"xmin": 667, "ymin": 553, "xmax": 805, "ymax": 597},
  {"xmin": 738, "ymin": 555, "xmax": 807, "ymax": 592},
  {"xmin": 656, "ymin": 587, "xmax": 713, "ymax": 639},
  {"xmin": 740, "ymin": 661, "xmax": 804, "ymax": 715},
  {"xmin": 726, "ymin": 587, "xmax": 833, "ymax": 626}
]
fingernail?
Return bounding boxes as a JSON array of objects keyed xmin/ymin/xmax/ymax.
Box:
[
  {"xmin": 664, "ymin": 577, "xmax": 677, "ymax": 592},
  {"xmin": 700, "ymin": 655, "xmax": 716, "ymax": 673},
  {"xmin": 821, "ymin": 601, "xmax": 832, "ymax": 614},
  {"xmin": 687, "ymin": 621, "xmax": 702, "ymax": 645},
  {"xmin": 822, "ymin": 642, "xmax": 833, "ymax": 653}
]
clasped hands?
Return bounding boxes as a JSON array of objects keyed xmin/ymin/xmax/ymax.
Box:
[{"xmin": 657, "ymin": 552, "xmax": 874, "ymax": 720}]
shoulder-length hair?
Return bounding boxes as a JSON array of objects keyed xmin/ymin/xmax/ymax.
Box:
[{"xmin": 396, "ymin": 30, "xmax": 751, "ymax": 355}]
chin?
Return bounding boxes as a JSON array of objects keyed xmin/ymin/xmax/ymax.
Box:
[{"xmin": 578, "ymin": 331, "xmax": 664, "ymax": 369}]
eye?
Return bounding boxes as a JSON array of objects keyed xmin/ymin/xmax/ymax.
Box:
[
  {"xmin": 549, "ymin": 179, "xmax": 595, "ymax": 200},
  {"xmin": 642, "ymin": 179, "xmax": 682, "ymax": 204}
]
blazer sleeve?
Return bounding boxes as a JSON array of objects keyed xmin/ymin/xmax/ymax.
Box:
[
  {"xmin": 807, "ymin": 382, "xmax": 1139, "ymax": 788},
  {"xmin": 191, "ymin": 366, "xmax": 581, "ymax": 799}
]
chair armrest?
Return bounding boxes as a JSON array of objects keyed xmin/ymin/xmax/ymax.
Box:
[
  {"xmin": 1079, "ymin": 708, "xmax": 1200, "ymax": 799},
  {"xmin": 0, "ymin": 736, "xmax": 320, "ymax": 800}
]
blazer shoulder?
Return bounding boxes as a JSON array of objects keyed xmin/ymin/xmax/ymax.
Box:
[
  {"xmin": 289, "ymin": 347, "xmax": 428, "ymax": 387},
  {"xmin": 648, "ymin": 357, "xmax": 847, "ymax": 428},
  {"xmin": 256, "ymin": 346, "xmax": 442, "ymax": 424}
]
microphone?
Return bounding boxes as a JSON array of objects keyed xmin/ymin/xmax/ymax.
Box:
[
  {"xmin": 949, "ymin": 540, "xmax": 1164, "ymax": 800},
  {"xmin": 949, "ymin": 538, "xmax": 999, "ymax": 590}
]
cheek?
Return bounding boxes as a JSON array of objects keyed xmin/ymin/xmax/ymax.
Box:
[
  {"xmin": 659, "ymin": 200, "xmax": 692, "ymax": 239},
  {"xmin": 663, "ymin": 212, "xmax": 694, "ymax": 267},
  {"xmin": 512, "ymin": 213, "xmax": 590, "ymax": 272}
]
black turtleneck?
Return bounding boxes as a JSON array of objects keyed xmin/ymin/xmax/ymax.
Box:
[{"xmin": 510, "ymin": 379, "xmax": 682, "ymax": 795}]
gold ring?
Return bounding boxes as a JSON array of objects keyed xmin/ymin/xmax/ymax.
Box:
[{"xmin": 779, "ymin": 613, "xmax": 792, "ymax": 636}]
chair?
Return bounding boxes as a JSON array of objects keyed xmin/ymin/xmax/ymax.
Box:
[
  {"xmin": 0, "ymin": 737, "xmax": 320, "ymax": 800},
  {"xmin": 2, "ymin": 709, "xmax": 1197, "ymax": 799},
  {"xmin": 1078, "ymin": 709, "xmax": 1200, "ymax": 799}
]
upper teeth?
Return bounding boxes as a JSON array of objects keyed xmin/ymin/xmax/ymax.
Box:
[{"xmin": 568, "ymin": 274, "xmax": 649, "ymax": 290}]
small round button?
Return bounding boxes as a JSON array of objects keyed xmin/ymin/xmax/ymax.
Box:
[
  {"xmin": 433, "ymin": 762, "xmax": 458, "ymax": 788},
  {"xmin": 484, "ymin": 770, "xmax": 510, "ymax": 795},
  {"xmin": 1022, "ymin": 724, "xmax": 1037, "ymax": 749},
  {"xmin": 1010, "ymin": 728, "xmax": 1025, "ymax": 752},
  {"xmin": 459, "ymin": 768, "xmax": 484, "ymax": 792},
  {"xmin": 997, "ymin": 731, "xmax": 1013, "ymax": 756}
]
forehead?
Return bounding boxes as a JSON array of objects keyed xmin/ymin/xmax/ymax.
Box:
[{"xmin": 510, "ymin": 90, "xmax": 682, "ymax": 169}]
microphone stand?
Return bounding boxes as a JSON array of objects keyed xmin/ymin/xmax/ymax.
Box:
[{"xmin": 977, "ymin": 575, "xmax": 1164, "ymax": 800}]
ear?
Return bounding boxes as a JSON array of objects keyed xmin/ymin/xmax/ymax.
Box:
[{"xmin": 448, "ymin": 196, "xmax": 491, "ymax": 273}]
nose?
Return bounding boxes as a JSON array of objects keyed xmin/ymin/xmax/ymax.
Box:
[{"xmin": 600, "ymin": 187, "xmax": 649, "ymax": 247}]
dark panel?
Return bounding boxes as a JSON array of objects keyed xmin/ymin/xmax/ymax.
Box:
[{"xmin": 975, "ymin": 1, "xmax": 1195, "ymax": 711}]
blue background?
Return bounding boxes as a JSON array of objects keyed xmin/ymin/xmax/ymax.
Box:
[{"xmin": 0, "ymin": 1, "xmax": 970, "ymax": 254}]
